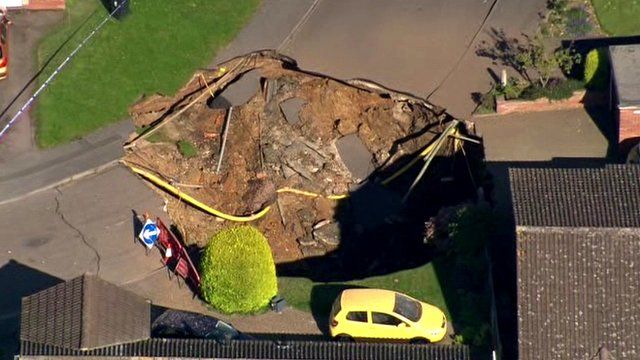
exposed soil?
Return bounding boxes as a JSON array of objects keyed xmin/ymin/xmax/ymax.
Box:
[{"xmin": 123, "ymin": 51, "xmax": 470, "ymax": 266}]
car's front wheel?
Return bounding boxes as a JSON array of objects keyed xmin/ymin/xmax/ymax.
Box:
[
  {"xmin": 410, "ymin": 337, "xmax": 430, "ymax": 344},
  {"xmin": 334, "ymin": 334, "xmax": 354, "ymax": 342}
]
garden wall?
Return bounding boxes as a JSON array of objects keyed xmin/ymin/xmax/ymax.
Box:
[{"xmin": 495, "ymin": 91, "xmax": 607, "ymax": 115}]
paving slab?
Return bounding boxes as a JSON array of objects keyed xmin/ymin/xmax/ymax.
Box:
[
  {"xmin": 279, "ymin": 97, "xmax": 306, "ymax": 125},
  {"xmin": 214, "ymin": 69, "xmax": 261, "ymax": 107},
  {"xmin": 335, "ymin": 133, "xmax": 374, "ymax": 181}
]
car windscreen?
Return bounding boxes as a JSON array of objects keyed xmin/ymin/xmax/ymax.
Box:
[{"xmin": 393, "ymin": 293, "xmax": 422, "ymax": 322}]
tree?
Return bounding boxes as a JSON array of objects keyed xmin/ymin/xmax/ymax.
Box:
[{"xmin": 515, "ymin": 35, "xmax": 581, "ymax": 88}]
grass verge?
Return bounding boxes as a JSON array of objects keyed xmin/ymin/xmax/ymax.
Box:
[
  {"xmin": 35, "ymin": 0, "xmax": 259, "ymax": 148},
  {"xmin": 591, "ymin": 0, "xmax": 640, "ymax": 35}
]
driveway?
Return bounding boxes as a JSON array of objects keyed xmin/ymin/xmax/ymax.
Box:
[{"xmin": 0, "ymin": 10, "xmax": 63, "ymax": 161}]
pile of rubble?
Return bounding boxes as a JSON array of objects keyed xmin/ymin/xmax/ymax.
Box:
[{"xmin": 123, "ymin": 51, "xmax": 467, "ymax": 263}]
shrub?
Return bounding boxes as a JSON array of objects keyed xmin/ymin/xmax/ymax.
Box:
[
  {"xmin": 177, "ymin": 140, "xmax": 198, "ymax": 158},
  {"xmin": 584, "ymin": 48, "xmax": 609, "ymax": 90},
  {"xmin": 519, "ymin": 79, "xmax": 584, "ymax": 101},
  {"xmin": 200, "ymin": 226, "xmax": 277, "ymax": 314},
  {"xmin": 545, "ymin": 78, "xmax": 584, "ymax": 100},
  {"xmin": 448, "ymin": 205, "xmax": 494, "ymax": 256},
  {"xmin": 473, "ymin": 91, "xmax": 496, "ymax": 114},
  {"xmin": 565, "ymin": 6, "xmax": 592, "ymax": 37}
]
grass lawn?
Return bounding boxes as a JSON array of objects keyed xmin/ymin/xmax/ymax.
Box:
[
  {"xmin": 279, "ymin": 262, "xmax": 450, "ymax": 322},
  {"xmin": 34, "ymin": 0, "xmax": 259, "ymax": 148},
  {"xmin": 591, "ymin": 0, "xmax": 640, "ymax": 35}
]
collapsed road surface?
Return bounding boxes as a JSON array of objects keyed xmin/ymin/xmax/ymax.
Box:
[{"xmin": 122, "ymin": 50, "xmax": 478, "ymax": 274}]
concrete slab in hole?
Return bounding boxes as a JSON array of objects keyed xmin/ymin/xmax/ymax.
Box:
[
  {"xmin": 209, "ymin": 70, "xmax": 261, "ymax": 108},
  {"xmin": 279, "ymin": 97, "xmax": 306, "ymax": 125},
  {"xmin": 335, "ymin": 133, "xmax": 375, "ymax": 181}
]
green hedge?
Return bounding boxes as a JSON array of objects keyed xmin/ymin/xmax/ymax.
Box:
[
  {"xmin": 519, "ymin": 79, "xmax": 584, "ymax": 101},
  {"xmin": 584, "ymin": 48, "xmax": 609, "ymax": 90},
  {"xmin": 200, "ymin": 226, "xmax": 277, "ymax": 314}
]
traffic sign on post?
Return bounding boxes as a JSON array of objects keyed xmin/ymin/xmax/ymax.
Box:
[{"xmin": 138, "ymin": 219, "xmax": 160, "ymax": 249}]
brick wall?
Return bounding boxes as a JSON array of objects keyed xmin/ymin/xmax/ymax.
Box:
[
  {"xmin": 495, "ymin": 91, "xmax": 608, "ymax": 115},
  {"xmin": 618, "ymin": 107, "xmax": 640, "ymax": 153}
]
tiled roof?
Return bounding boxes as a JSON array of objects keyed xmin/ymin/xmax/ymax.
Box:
[
  {"xmin": 20, "ymin": 274, "xmax": 150, "ymax": 350},
  {"xmin": 509, "ymin": 165, "xmax": 640, "ymax": 228},
  {"xmin": 20, "ymin": 338, "xmax": 472, "ymax": 360},
  {"xmin": 517, "ymin": 227, "xmax": 640, "ymax": 360}
]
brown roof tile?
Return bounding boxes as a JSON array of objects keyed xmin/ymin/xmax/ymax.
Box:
[{"xmin": 20, "ymin": 274, "xmax": 150, "ymax": 350}]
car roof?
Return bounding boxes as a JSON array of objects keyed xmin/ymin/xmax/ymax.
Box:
[
  {"xmin": 339, "ymin": 288, "xmax": 398, "ymax": 312},
  {"xmin": 152, "ymin": 309, "xmax": 223, "ymax": 338}
]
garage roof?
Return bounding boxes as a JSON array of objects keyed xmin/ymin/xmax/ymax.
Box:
[{"xmin": 610, "ymin": 44, "xmax": 640, "ymax": 108}]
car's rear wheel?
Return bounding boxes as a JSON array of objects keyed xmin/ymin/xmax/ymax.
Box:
[
  {"xmin": 335, "ymin": 334, "xmax": 354, "ymax": 342},
  {"xmin": 410, "ymin": 338, "xmax": 430, "ymax": 344}
]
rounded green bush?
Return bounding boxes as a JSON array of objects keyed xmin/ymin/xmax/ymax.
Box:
[
  {"xmin": 200, "ymin": 226, "xmax": 277, "ymax": 314},
  {"xmin": 584, "ymin": 48, "xmax": 609, "ymax": 90}
]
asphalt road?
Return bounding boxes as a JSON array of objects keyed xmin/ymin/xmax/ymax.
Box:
[{"xmin": 285, "ymin": 0, "xmax": 546, "ymax": 118}]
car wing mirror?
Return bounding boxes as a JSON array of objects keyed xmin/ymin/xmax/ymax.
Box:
[{"xmin": 398, "ymin": 323, "xmax": 408, "ymax": 328}]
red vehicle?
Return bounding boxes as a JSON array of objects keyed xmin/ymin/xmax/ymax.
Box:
[{"xmin": 0, "ymin": 8, "xmax": 9, "ymax": 80}]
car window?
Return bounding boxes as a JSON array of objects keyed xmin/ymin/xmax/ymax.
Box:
[
  {"xmin": 393, "ymin": 293, "xmax": 422, "ymax": 322},
  {"xmin": 346, "ymin": 311, "xmax": 367, "ymax": 323},
  {"xmin": 372, "ymin": 312, "xmax": 404, "ymax": 326}
]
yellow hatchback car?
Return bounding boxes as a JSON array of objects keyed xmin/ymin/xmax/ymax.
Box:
[{"xmin": 329, "ymin": 289, "xmax": 447, "ymax": 343}]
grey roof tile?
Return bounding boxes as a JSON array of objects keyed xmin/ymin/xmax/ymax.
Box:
[
  {"xmin": 517, "ymin": 227, "xmax": 640, "ymax": 360},
  {"xmin": 509, "ymin": 165, "xmax": 640, "ymax": 228}
]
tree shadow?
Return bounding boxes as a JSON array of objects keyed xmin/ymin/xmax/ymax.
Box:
[
  {"xmin": 0, "ymin": 260, "xmax": 63, "ymax": 360},
  {"xmin": 475, "ymin": 28, "xmax": 531, "ymax": 83}
]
